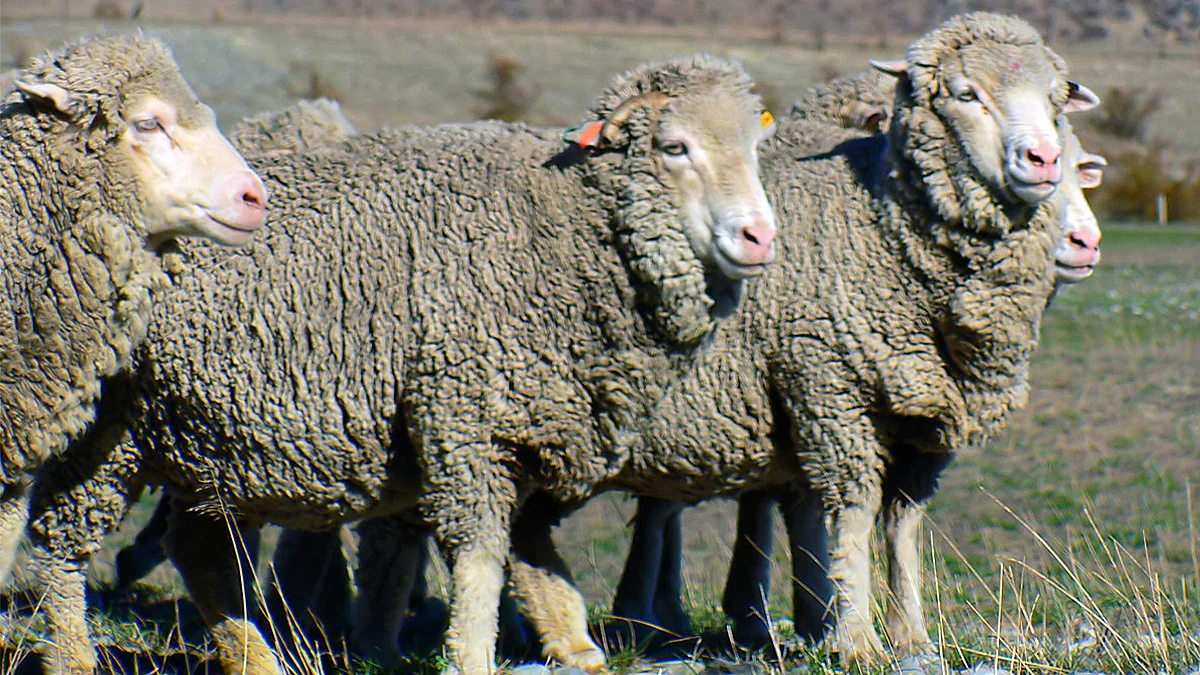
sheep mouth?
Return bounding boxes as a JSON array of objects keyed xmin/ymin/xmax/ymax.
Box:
[
  {"xmin": 713, "ymin": 244, "xmax": 771, "ymax": 280},
  {"xmin": 205, "ymin": 213, "xmax": 260, "ymax": 234},
  {"xmin": 1054, "ymin": 261, "xmax": 1095, "ymax": 283},
  {"xmin": 1006, "ymin": 178, "xmax": 1058, "ymax": 204}
]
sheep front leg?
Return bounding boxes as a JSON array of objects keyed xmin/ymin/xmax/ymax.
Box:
[
  {"xmin": 26, "ymin": 420, "xmax": 141, "ymax": 675},
  {"xmin": 722, "ymin": 488, "xmax": 776, "ymax": 648},
  {"xmin": 427, "ymin": 441, "xmax": 522, "ymax": 675},
  {"xmin": 827, "ymin": 488, "xmax": 886, "ymax": 665},
  {"xmin": 883, "ymin": 497, "xmax": 933, "ymax": 658},
  {"xmin": 164, "ymin": 502, "xmax": 282, "ymax": 675},
  {"xmin": 0, "ymin": 481, "xmax": 32, "ymax": 583},
  {"xmin": 649, "ymin": 500, "xmax": 690, "ymax": 637},
  {"xmin": 508, "ymin": 493, "xmax": 604, "ymax": 671}
]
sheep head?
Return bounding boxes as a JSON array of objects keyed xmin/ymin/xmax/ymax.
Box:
[
  {"xmin": 875, "ymin": 13, "xmax": 1098, "ymax": 232},
  {"xmin": 578, "ymin": 55, "xmax": 778, "ymax": 336},
  {"xmin": 1052, "ymin": 120, "xmax": 1106, "ymax": 283},
  {"xmin": 10, "ymin": 36, "xmax": 267, "ymax": 248}
]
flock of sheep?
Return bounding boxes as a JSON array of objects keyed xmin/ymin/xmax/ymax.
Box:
[{"xmin": 0, "ymin": 10, "xmax": 1108, "ymax": 675}]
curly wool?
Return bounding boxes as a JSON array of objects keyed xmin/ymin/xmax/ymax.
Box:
[
  {"xmin": 228, "ymin": 98, "xmax": 358, "ymax": 157},
  {"xmin": 0, "ymin": 37, "xmax": 192, "ymax": 486}
]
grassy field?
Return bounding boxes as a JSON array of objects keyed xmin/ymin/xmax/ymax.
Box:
[{"xmin": 0, "ymin": 17, "xmax": 1198, "ymax": 674}]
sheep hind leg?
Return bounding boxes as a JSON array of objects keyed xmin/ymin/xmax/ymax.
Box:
[
  {"xmin": 164, "ymin": 502, "xmax": 282, "ymax": 675},
  {"xmin": 884, "ymin": 498, "xmax": 936, "ymax": 660},
  {"xmin": 508, "ymin": 495, "xmax": 604, "ymax": 671},
  {"xmin": 828, "ymin": 497, "xmax": 886, "ymax": 666}
]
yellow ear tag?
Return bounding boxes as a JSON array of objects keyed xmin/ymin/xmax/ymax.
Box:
[{"xmin": 761, "ymin": 110, "xmax": 775, "ymax": 129}]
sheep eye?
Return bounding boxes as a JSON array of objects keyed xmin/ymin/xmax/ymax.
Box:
[
  {"xmin": 956, "ymin": 89, "xmax": 978, "ymax": 103},
  {"xmin": 134, "ymin": 118, "xmax": 162, "ymax": 133},
  {"xmin": 659, "ymin": 140, "xmax": 689, "ymax": 157}
]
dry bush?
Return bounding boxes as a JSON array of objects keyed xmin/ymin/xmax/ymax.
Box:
[
  {"xmin": 1088, "ymin": 141, "xmax": 1200, "ymax": 222},
  {"xmin": 93, "ymin": 0, "xmax": 127, "ymax": 19},
  {"xmin": 287, "ymin": 62, "xmax": 342, "ymax": 102},
  {"xmin": 473, "ymin": 53, "xmax": 539, "ymax": 123},
  {"xmin": 1088, "ymin": 86, "xmax": 1167, "ymax": 143}
]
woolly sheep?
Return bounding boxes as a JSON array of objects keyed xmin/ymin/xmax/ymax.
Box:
[
  {"xmin": 611, "ymin": 85, "xmax": 1110, "ymax": 654},
  {"xmin": 486, "ymin": 13, "xmax": 1101, "ymax": 668},
  {"xmin": 23, "ymin": 54, "xmax": 779, "ymax": 675},
  {"xmin": 0, "ymin": 35, "xmax": 266, "ymax": 591}
]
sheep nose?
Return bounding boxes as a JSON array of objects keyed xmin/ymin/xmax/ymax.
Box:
[
  {"xmin": 739, "ymin": 221, "xmax": 777, "ymax": 264},
  {"xmin": 231, "ymin": 172, "xmax": 268, "ymax": 230},
  {"xmin": 1068, "ymin": 226, "xmax": 1100, "ymax": 253},
  {"xmin": 1025, "ymin": 142, "xmax": 1061, "ymax": 168}
]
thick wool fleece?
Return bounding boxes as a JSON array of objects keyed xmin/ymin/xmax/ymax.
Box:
[{"xmin": 0, "ymin": 37, "xmax": 201, "ymax": 485}]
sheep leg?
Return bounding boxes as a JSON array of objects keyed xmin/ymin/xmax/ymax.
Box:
[
  {"xmin": 508, "ymin": 493, "xmax": 604, "ymax": 671},
  {"xmin": 351, "ymin": 514, "xmax": 429, "ymax": 664},
  {"xmin": 651, "ymin": 501, "xmax": 691, "ymax": 636},
  {"xmin": 0, "ymin": 481, "xmax": 31, "ymax": 584},
  {"xmin": 779, "ymin": 487, "xmax": 834, "ymax": 644},
  {"xmin": 24, "ymin": 417, "xmax": 141, "ymax": 675},
  {"xmin": 883, "ymin": 497, "xmax": 933, "ymax": 657},
  {"xmin": 827, "ymin": 491, "xmax": 886, "ymax": 665},
  {"xmin": 114, "ymin": 491, "xmax": 171, "ymax": 591},
  {"xmin": 432, "ymin": 446, "xmax": 522, "ymax": 675},
  {"xmin": 722, "ymin": 488, "xmax": 776, "ymax": 648},
  {"xmin": 27, "ymin": 538, "xmax": 95, "ymax": 675},
  {"xmin": 611, "ymin": 496, "xmax": 684, "ymax": 640},
  {"xmin": 164, "ymin": 502, "xmax": 283, "ymax": 675},
  {"xmin": 266, "ymin": 527, "xmax": 348, "ymax": 653}
]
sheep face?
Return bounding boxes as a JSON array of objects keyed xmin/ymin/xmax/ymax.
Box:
[
  {"xmin": 878, "ymin": 42, "xmax": 1098, "ymax": 208},
  {"xmin": 1053, "ymin": 130, "xmax": 1105, "ymax": 283},
  {"xmin": 117, "ymin": 88, "xmax": 268, "ymax": 249},
  {"xmin": 654, "ymin": 92, "xmax": 778, "ymax": 282},
  {"xmin": 12, "ymin": 37, "xmax": 268, "ymax": 249},
  {"xmin": 938, "ymin": 43, "xmax": 1072, "ymax": 205}
]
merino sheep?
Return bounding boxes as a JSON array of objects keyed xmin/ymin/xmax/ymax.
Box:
[
  {"xmin": 0, "ymin": 35, "xmax": 266, "ymax": 595},
  {"xmin": 611, "ymin": 88, "xmax": 1110, "ymax": 655},
  {"xmin": 24, "ymin": 54, "xmax": 778, "ymax": 675},
  {"xmin": 486, "ymin": 13, "xmax": 1100, "ymax": 668}
]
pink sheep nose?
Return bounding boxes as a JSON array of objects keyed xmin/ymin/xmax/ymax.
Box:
[
  {"xmin": 1068, "ymin": 226, "xmax": 1100, "ymax": 253},
  {"xmin": 739, "ymin": 221, "xmax": 777, "ymax": 265},
  {"xmin": 1021, "ymin": 141, "xmax": 1063, "ymax": 184},
  {"xmin": 230, "ymin": 172, "xmax": 268, "ymax": 230}
]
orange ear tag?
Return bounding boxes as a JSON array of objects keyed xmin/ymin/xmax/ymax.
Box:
[{"xmin": 575, "ymin": 121, "xmax": 605, "ymax": 149}]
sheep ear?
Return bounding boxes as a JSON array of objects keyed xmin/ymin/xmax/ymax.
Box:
[
  {"xmin": 1065, "ymin": 81, "xmax": 1100, "ymax": 113},
  {"xmin": 14, "ymin": 80, "xmax": 73, "ymax": 114},
  {"xmin": 1078, "ymin": 152, "xmax": 1107, "ymax": 189},
  {"xmin": 870, "ymin": 59, "xmax": 910, "ymax": 78}
]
